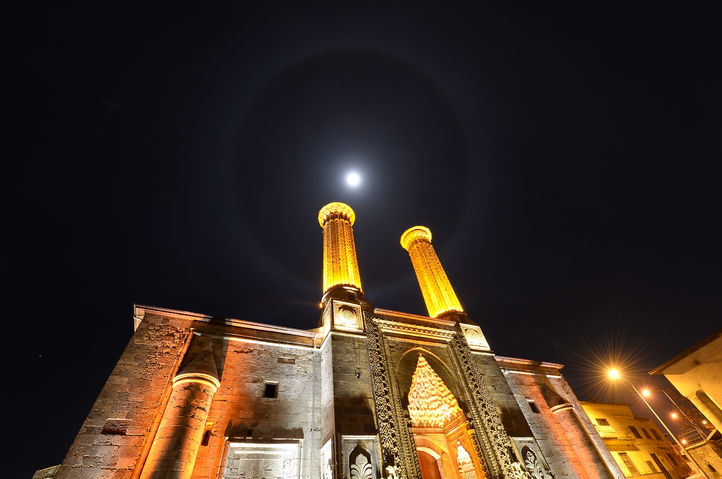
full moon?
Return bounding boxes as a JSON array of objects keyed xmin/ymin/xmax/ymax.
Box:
[{"xmin": 345, "ymin": 171, "xmax": 361, "ymax": 188}]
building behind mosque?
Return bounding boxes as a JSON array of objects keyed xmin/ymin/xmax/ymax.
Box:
[{"xmin": 49, "ymin": 202, "xmax": 627, "ymax": 479}]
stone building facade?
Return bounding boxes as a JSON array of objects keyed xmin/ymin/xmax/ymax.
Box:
[{"xmin": 53, "ymin": 202, "xmax": 625, "ymax": 479}]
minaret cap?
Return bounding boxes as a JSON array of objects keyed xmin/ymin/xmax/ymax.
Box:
[
  {"xmin": 318, "ymin": 202, "xmax": 355, "ymax": 227},
  {"xmin": 400, "ymin": 225, "xmax": 432, "ymax": 251}
]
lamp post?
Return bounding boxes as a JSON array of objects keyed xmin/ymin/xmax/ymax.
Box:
[
  {"xmin": 661, "ymin": 390, "xmax": 708, "ymax": 439},
  {"xmin": 607, "ymin": 369, "xmax": 710, "ymax": 479}
]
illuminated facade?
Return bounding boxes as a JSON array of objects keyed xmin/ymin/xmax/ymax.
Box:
[
  {"xmin": 580, "ymin": 402, "xmax": 691, "ymax": 479},
  {"xmin": 51, "ymin": 202, "xmax": 625, "ymax": 479}
]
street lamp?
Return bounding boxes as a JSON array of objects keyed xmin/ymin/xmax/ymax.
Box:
[{"xmin": 607, "ymin": 368, "xmax": 710, "ymax": 479}]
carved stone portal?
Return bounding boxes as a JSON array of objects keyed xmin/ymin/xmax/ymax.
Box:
[{"xmin": 408, "ymin": 354, "xmax": 486, "ymax": 479}]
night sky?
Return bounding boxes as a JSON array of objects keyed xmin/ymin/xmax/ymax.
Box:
[{"xmin": 18, "ymin": 4, "xmax": 721, "ymax": 475}]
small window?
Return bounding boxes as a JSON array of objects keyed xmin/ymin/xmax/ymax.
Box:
[
  {"xmin": 528, "ymin": 401, "xmax": 540, "ymax": 413},
  {"xmin": 666, "ymin": 453, "xmax": 678, "ymax": 466},
  {"xmin": 651, "ymin": 429, "xmax": 662, "ymax": 440},
  {"xmin": 645, "ymin": 460, "xmax": 657, "ymax": 473},
  {"xmin": 709, "ymin": 464, "xmax": 717, "ymax": 473},
  {"xmin": 628, "ymin": 426, "xmax": 643, "ymax": 439},
  {"xmin": 641, "ymin": 428, "xmax": 652, "ymax": 439},
  {"xmin": 263, "ymin": 382, "xmax": 278, "ymax": 398},
  {"xmin": 201, "ymin": 422, "xmax": 213, "ymax": 446},
  {"xmin": 202, "ymin": 429, "xmax": 212, "ymax": 446},
  {"xmin": 596, "ymin": 418, "xmax": 610, "ymax": 426},
  {"xmin": 618, "ymin": 453, "xmax": 640, "ymax": 475}
]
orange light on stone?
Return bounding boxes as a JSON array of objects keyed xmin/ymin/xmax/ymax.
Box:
[
  {"xmin": 318, "ymin": 202, "xmax": 363, "ymax": 295},
  {"xmin": 408, "ymin": 355, "xmax": 462, "ymax": 428},
  {"xmin": 400, "ymin": 226, "xmax": 463, "ymax": 318},
  {"xmin": 140, "ymin": 373, "xmax": 220, "ymax": 479}
]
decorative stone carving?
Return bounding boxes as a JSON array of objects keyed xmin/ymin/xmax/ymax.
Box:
[
  {"xmin": 364, "ymin": 314, "xmax": 422, "ymax": 479},
  {"xmin": 449, "ymin": 324, "xmax": 532, "ymax": 479},
  {"xmin": 351, "ymin": 452, "xmax": 374, "ymax": 479},
  {"xmin": 333, "ymin": 300, "xmax": 363, "ymax": 331},
  {"xmin": 460, "ymin": 324, "xmax": 491, "ymax": 352}
]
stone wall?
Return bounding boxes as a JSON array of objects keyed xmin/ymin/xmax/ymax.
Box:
[
  {"xmin": 56, "ymin": 307, "xmax": 323, "ymax": 479},
  {"xmin": 56, "ymin": 310, "xmax": 193, "ymax": 478},
  {"xmin": 196, "ymin": 337, "xmax": 319, "ymax": 479}
]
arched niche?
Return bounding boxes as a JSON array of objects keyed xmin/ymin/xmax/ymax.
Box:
[
  {"xmin": 395, "ymin": 347, "xmax": 466, "ymax": 412},
  {"xmin": 349, "ymin": 444, "xmax": 374, "ymax": 479}
]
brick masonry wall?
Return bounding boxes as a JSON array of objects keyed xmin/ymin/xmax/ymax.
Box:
[
  {"xmin": 195, "ymin": 337, "xmax": 320, "ymax": 479},
  {"xmin": 471, "ymin": 353, "xmax": 535, "ymax": 438},
  {"xmin": 331, "ymin": 333, "xmax": 377, "ymax": 436},
  {"xmin": 548, "ymin": 376, "xmax": 624, "ymax": 479},
  {"xmin": 504, "ymin": 371, "xmax": 585, "ymax": 478},
  {"xmin": 56, "ymin": 312, "xmax": 193, "ymax": 479}
]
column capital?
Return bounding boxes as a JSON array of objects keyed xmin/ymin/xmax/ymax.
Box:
[
  {"xmin": 318, "ymin": 202, "xmax": 355, "ymax": 227},
  {"xmin": 172, "ymin": 372, "xmax": 221, "ymax": 392},
  {"xmin": 400, "ymin": 225, "xmax": 432, "ymax": 251}
]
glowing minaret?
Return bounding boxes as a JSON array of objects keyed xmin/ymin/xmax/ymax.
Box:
[
  {"xmin": 400, "ymin": 226, "xmax": 463, "ymax": 318},
  {"xmin": 318, "ymin": 202, "xmax": 363, "ymax": 297}
]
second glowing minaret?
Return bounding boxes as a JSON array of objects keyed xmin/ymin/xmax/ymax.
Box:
[
  {"xmin": 318, "ymin": 202, "xmax": 363, "ymax": 297},
  {"xmin": 400, "ymin": 225, "xmax": 464, "ymax": 318}
]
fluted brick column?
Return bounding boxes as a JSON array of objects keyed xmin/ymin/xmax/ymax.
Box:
[
  {"xmin": 400, "ymin": 226, "xmax": 463, "ymax": 318},
  {"xmin": 318, "ymin": 202, "xmax": 363, "ymax": 296}
]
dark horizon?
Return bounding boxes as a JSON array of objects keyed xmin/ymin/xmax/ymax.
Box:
[{"xmin": 18, "ymin": 4, "xmax": 722, "ymax": 476}]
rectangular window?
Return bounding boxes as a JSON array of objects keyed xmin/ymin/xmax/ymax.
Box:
[
  {"xmin": 641, "ymin": 428, "xmax": 652, "ymax": 439},
  {"xmin": 666, "ymin": 453, "xmax": 678, "ymax": 466},
  {"xmin": 528, "ymin": 401, "xmax": 540, "ymax": 413},
  {"xmin": 628, "ymin": 426, "xmax": 643, "ymax": 439},
  {"xmin": 645, "ymin": 460, "xmax": 657, "ymax": 473},
  {"xmin": 263, "ymin": 382, "xmax": 278, "ymax": 398},
  {"xmin": 651, "ymin": 429, "xmax": 662, "ymax": 440},
  {"xmin": 201, "ymin": 422, "xmax": 213, "ymax": 446},
  {"xmin": 618, "ymin": 453, "xmax": 640, "ymax": 475},
  {"xmin": 596, "ymin": 418, "xmax": 610, "ymax": 426}
]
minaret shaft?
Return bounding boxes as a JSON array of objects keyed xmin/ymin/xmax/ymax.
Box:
[
  {"xmin": 319, "ymin": 202, "xmax": 363, "ymax": 295},
  {"xmin": 401, "ymin": 226, "xmax": 463, "ymax": 318}
]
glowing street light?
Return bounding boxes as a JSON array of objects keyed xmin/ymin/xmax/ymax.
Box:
[
  {"xmin": 670, "ymin": 412, "xmax": 679, "ymax": 420},
  {"xmin": 641, "ymin": 388, "xmax": 651, "ymax": 397},
  {"xmin": 608, "ymin": 368, "xmax": 620, "ymax": 380}
]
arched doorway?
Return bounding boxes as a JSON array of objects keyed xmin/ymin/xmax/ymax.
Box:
[
  {"xmin": 408, "ymin": 354, "xmax": 486, "ymax": 479},
  {"xmin": 418, "ymin": 449, "xmax": 443, "ymax": 479}
]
